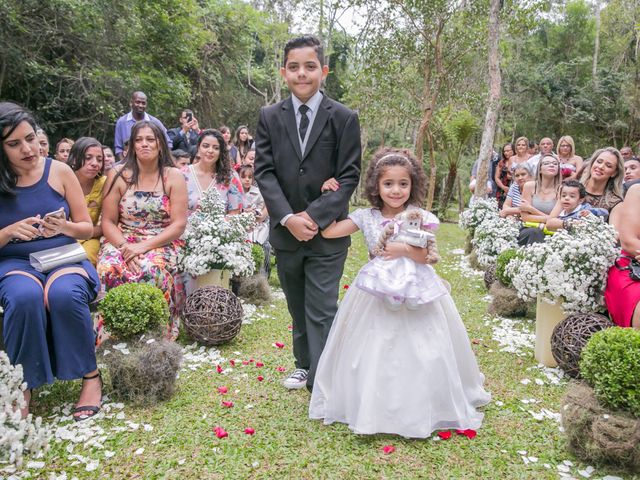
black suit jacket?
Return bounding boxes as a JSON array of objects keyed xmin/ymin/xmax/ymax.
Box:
[
  {"xmin": 254, "ymin": 94, "xmax": 361, "ymax": 254},
  {"xmin": 168, "ymin": 127, "xmax": 200, "ymax": 156}
]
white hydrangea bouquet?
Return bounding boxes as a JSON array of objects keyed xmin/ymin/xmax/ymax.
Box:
[
  {"xmin": 0, "ymin": 351, "xmax": 50, "ymax": 467},
  {"xmin": 179, "ymin": 187, "xmax": 256, "ymax": 277},
  {"xmin": 472, "ymin": 215, "xmax": 520, "ymax": 267},
  {"xmin": 459, "ymin": 197, "xmax": 499, "ymax": 233},
  {"xmin": 506, "ymin": 215, "xmax": 618, "ymax": 313}
]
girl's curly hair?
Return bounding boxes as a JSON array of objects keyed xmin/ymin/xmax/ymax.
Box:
[{"xmin": 364, "ymin": 147, "xmax": 427, "ymax": 210}]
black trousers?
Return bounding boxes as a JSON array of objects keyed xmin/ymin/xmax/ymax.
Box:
[
  {"xmin": 517, "ymin": 226, "xmax": 546, "ymax": 246},
  {"xmin": 275, "ymin": 247, "xmax": 348, "ymax": 388}
]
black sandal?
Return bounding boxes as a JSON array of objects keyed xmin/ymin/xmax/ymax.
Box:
[{"xmin": 73, "ymin": 371, "xmax": 103, "ymax": 422}]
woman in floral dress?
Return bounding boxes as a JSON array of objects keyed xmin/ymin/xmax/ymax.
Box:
[{"xmin": 97, "ymin": 121, "xmax": 188, "ymax": 337}]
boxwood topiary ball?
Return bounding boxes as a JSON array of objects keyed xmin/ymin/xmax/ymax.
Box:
[
  {"xmin": 99, "ymin": 284, "xmax": 169, "ymax": 339},
  {"xmin": 496, "ymin": 248, "xmax": 519, "ymax": 288},
  {"xmin": 580, "ymin": 327, "xmax": 640, "ymax": 417}
]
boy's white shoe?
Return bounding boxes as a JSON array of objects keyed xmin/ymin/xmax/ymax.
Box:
[{"xmin": 282, "ymin": 368, "xmax": 309, "ymax": 389}]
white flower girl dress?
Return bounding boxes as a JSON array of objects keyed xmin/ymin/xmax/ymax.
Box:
[{"xmin": 309, "ymin": 207, "xmax": 491, "ymax": 438}]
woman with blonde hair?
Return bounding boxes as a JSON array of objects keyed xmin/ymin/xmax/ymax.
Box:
[
  {"xmin": 580, "ymin": 147, "xmax": 624, "ymax": 212},
  {"xmin": 512, "ymin": 136, "xmax": 531, "ymax": 168},
  {"xmin": 557, "ymin": 135, "xmax": 583, "ymax": 179}
]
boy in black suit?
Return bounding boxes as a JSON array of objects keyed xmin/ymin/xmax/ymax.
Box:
[{"xmin": 254, "ymin": 35, "xmax": 361, "ymax": 391}]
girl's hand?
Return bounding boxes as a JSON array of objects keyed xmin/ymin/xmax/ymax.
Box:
[
  {"xmin": 321, "ymin": 178, "xmax": 339, "ymax": 192},
  {"xmin": 120, "ymin": 242, "xmax": 149, "ymax": 262},
  {"xmin": 3, "ymin": 216, "xmax": 42, "ymax": 241},
  {"xmin": 40, "ymin": 216, "xmax": 67, "ymax": 238},
  {"xmin": 382, "ymin": 241, "xmax": 408, "ymax": 260}
]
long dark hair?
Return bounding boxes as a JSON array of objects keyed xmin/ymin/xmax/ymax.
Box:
[
  {"xmin": 0, "ymin": 102, "xmax": 38, "ymax": 197},
  {"xmin": 233, "ymin": 125, "xmax": 252, "ymax": 160},
  {"xmin": 107, "ymin": 120, "xmax": 173, "ymax": 195},
  {"xmin": 197, "ymin": 129, "xmax": 232, "ymax": 186},
  {"xmin": 67, "ymin": 137, "xmax": 104, "ymax": 177}
]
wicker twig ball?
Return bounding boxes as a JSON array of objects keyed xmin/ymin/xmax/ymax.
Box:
[
  {"xmin": 484, "ymin": 263, "xmax": 497, "ymax": 290},
  {"xmin": 551, "ymin": 313, "xmax": 615, "ymax": 378},
  {"xmin": 183, "ymin": 286, "xmax": 244, "ymax": 345}
]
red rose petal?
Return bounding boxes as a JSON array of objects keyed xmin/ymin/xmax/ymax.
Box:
[
  {"xmin": 255, "ymin": 362, "xmax": 264, "ymax": 367},
  {"xmin": 276, "ymin": 366, "xmax": 286, "ymax": 372},
  {"xmin": 382, "ymin": 445, "xmax": 395, "ymax": 454},
  {"xmin": 249, "ymin": 358, "xmax": 255, "ymax": 363},
  {"xmin": 455, "ymin": 429, "xmax": 465, "ymax": 435},
  {"xmin": 343, "ymin": 284, "xmax": 350, "ymax": 290},
  {"xmin": 463, "ymin": 429, "xmax": 477, "ymax": 439},
  {"xmin": 244, "ymin": 428, "xmax": 255, "ymax": 435},
  {"xmin": 287, "ymin": 325, "xmax": 293, "ymax": 331},
  {"xmin": 274, "ymin": 342, "xmax": 285, "ymax": 349},
  {"xmin": 242, "ymin": 360, "xmax": 249, "ymax": 365},
  {"xmin": 229, "ymin": 360, "xmax": 236, "ymax": 366},
  {"xmin": 257, "ymin": 375, "xmax": 264, "ymax": 382},
  {"xmin": 438, "ymin": 431, "xmax": 452, "ymax": 440},
  {"xmin": 213, "ymin": 426, "xmax": 228, "ymax": 438},
  {"xmin": 222, "ymin": 401, "xmax": 234, "ymax": 408},
  {"xmin": 216, "ymin": 365, "xmax": 223, "ymax": 374},
  {"xmin": 217, "ymin": 386, "xmax": 228, "ymax": 394}
]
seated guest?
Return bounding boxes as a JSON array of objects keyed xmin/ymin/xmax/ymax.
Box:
[
  {"xmin": 623, "ymin": 156, "xmax": 640, "ymax": 195},
  {"xmin": 172, "ymin": 149, "xmax": 190, "ymax": 168},
  {"xmin": 517, "ymin": 154, "xmax": 562, "ymax": 245},
  {"xmin": 580, "ymin": 147, "xmax": 623, "ymax": 212},
  {"xmin": 557, "ymin": 135, "xmax": 583, "ymax": 179},
  {"xmin": 528, "ymin": 139, "xmax": 538, "ymax": 156},
  {"xmin": 527, "ymin": 137, "xmax": 554, "ymax": 173},
  {"xmin": 545, "ymin": 180, "xmax": 608, "ymax": 231},
  {"xmin": 98, "ymin": 121, "xmax": 188, "ymax": 338},
  {"xmin": 500, "ymin": 163, "xmax": 532, "ymax": 218},
  {"xmin": 36, "ymin": 128, "xmax": 51, "ymax": 160},
  {"xmin": 67, "ymin": 137, "xmax": 107, "ymax": 265},
  {"xmin": 167, "ymin": 109, "xmax": 201, "ymax": 157},
  {"xmin": 102, "ymin": 145, "xmax": 116, "ymax": 171},
  {"xmin": 182, "ymin": 129, "xmax": 244, "ymax": 215},
  {"xmin": 239, "ymin": 165, "xmax": 271, "ymax": 276},
  {"xmin": 54, "ymin": 138, "xmax": 74, "ymax": 163},
  {"xmin": 0, "ymin": 103, "xmax": 101, "ymax": 420},
  {"xmin": 232, "ymin": 125, "xmax": 253, "ymax": 166},
  {"xmin": 512, "ymin": 136, "xmax": 531, "ymax": 169},
  {"xmin": 605, "ymin": 182, "xmax": 640, "ymax": 329},
  {"xmin": 243, "ymin": 145, "xmax": 256, "ymax": 167},
  {"xmin": 494, "ymin": 143, "xmax": 514, "ymax": 208},
  {"xmin": 620, "ymin": 146, "xmax": 635, "ymax": 161}
]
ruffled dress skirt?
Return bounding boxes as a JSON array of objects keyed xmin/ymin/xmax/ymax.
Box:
[{"xmin": 309, "ymin": 267, "xmax": 491, "ymax": 438}]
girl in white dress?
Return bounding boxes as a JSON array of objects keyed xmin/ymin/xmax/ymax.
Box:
[{"xmin": 309, "ymin": 148, "xmax": 491, "ymax": 438}]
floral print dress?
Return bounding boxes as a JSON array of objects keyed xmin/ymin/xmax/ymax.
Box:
[{"xmin": 97, "ymin": 187, "xmax": 185, "ymax": 337}]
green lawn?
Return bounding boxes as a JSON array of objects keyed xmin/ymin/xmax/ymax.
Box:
[{"xmin": 6, "ymin": 224, "xmax": 638, "ymax": 479}]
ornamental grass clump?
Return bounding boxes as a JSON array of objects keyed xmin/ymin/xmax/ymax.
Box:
[
  {"xmin": 580, "ymin": 327, "xmax": 640, "ymax": 417},
  {"xmin": 506, "ymin": 215, "xmax": 618, "ymax": 313},
  {"xmin": 99, "ymin": 283, "xmax": 168, "ymax": 339},
  {"xmin": 179, "ymin": 187, "xmax": 256, "ymax": 277},
  {"xmin": 0, "ymin": 352, "xmax": 50, "ymax": 468}
]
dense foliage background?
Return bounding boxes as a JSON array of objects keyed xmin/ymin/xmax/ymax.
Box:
[{"xmin": 1, "ymin": 0, "xmax": 638, "ymax": 211}]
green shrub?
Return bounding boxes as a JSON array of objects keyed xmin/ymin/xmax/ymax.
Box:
[
  {"xmin": 99, "ymin": 284, "xmax": 169, "ymax": 338},
  {"xmin": 496, "ymin": 248, "xmax": 519, "ymax": 288},
  {"xmin": 580, "ymin": 327, "xmax": 640, "ymax": 416},
  {"xmin": 251, "ymin": 243, "xmax": 265, "ymax": 273}
]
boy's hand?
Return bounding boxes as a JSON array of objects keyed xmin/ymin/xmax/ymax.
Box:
[
  {"xmin": 578, "ymin": 210, "xmax": 591, "ymax": 218},
  {"xmin": 321, "ymin": 178, "xmax": 340, "ymax": 192},
  {"xmin": 286, "ymin": 214, "xmax": 318, "ymax": 242}
]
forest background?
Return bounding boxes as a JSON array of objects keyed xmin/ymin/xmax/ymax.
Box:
[{"xmin": 1, "ymin": 0, "xmax": 639, "ymax": 214}]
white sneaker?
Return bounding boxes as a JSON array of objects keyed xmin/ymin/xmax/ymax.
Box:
[{"xmin": 282, "ymin": 368, "xmax": 308, "ymax": 389}]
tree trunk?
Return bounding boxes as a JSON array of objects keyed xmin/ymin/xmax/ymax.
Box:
[
  {"xmin": 475, "ymin": 0, "xmax": 502, "ymax": 199},
  {"xmin": 426, "ymin": 127, "xmax": 437, "ymax": 210},
  {"xmin": 592, "ymin": 1, "xmax": 601, "ymax": 86},
  {"xmin": 439, "ymin": 164, "xmax": 457, "ymax": 218},
  {"xmin": 457, "ymin": 173, "xmax": 464, "ymax": 212}
]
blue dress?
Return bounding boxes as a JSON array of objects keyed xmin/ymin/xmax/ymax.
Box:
[{"xmin": 0, "ymin": 158, "xmax": 99, "ymax": 389}]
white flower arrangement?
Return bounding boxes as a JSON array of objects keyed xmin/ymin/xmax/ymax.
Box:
[
  {"xmin": 0, "ymin": 352, "xmax": 50, "ymax": 467},
  {"xmin": 179, "ymin": 187, "xmax": 256, "ymax": 277},
  {"xmin": 472, "ymin": 215, "xmax": 520, "ymax": 267},
  {"xmin": 505, "ymin": 215, "xmax": 618, "ymax": 313},
  {"xmin": 459, "ymin": 197, "xmax": 499, "ymax": 233}
]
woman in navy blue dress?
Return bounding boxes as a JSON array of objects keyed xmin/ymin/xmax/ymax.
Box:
[{"xmin": 0, "ymin": 103, "xmax": 102, "ymax": 420}]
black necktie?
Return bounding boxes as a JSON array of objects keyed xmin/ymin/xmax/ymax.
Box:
[{"xmin": 298, "ymin": 104, "xmax": 310, "ymax": 141}]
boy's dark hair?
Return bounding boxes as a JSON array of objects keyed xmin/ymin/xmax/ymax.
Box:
[
  {"xmin": 283, "ymin": 35, "xmax": 324, "ymax": 66},
  {"xmin": 172, "ymin": 149, "xmax": 190, "ymax": 159},
  {"xmin": 67, "ymin": 136, "xmax": 105, "ymax": 176},
  {"xmin": 364, "ymin": 147, "xmax": 427, "ymax": 210},
  {"xmin": 529, "ymin": 140, "xmax": 537, "ymax": 148},
  {"xmin": 560, "ymin": 179, "xmax": 586, "ymax": 198}
]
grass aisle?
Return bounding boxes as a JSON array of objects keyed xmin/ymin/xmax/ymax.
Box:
[{"xmin": 14, "ymin": 224, "xmax": 637, "ymax": 479}]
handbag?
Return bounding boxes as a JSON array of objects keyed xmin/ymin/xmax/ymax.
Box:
[
  {"xmin": 29, "ymin": 242, "xmax": 88, "ymax": 272},
  {"xmin": 614, "ymin": 254, "xmax": 640, "ymax": 282}
]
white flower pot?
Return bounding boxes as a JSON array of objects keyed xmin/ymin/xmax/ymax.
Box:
[
  {"xmin": 197, "ymin": 269, "xmax": 231, "ymax": 290},
  {"xmin": 535, "ymin": 295, "xmax": 566, "ymax": 367}
]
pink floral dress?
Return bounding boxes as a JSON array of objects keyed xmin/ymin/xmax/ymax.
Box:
[{"xmin": 97, "ymin": 188, "xmax": 185, "ymax": 337}]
